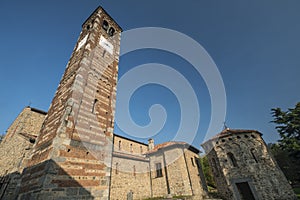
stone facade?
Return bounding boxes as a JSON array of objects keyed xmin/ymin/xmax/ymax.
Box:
[
  {"xmin": 110, "ymin": 135, "xmax": 208, "ymax": 199},
  {"xmin": 202, "ymin": 129, "xmax": 297, "ymax": 200},
  {"xmin": 0, "ymin": 107, "xmax": 46, "ymax": 177},
  {"xmin": 0, "ymin": 107, "xmax": 46, "ymax": 199}
]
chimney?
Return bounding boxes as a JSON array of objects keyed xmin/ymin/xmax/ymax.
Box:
[{"xmin": 148, "ymin": 139, "xmax": 154, "ymax": 150}]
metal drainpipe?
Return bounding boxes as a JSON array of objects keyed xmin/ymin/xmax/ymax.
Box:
[
  {"xmin": 182, "ymin": 148, "xmax": 194, "ymax": 196},
  {"xmin": 162, "ymin": 151, "xmax": 171, "ymax": 195}
]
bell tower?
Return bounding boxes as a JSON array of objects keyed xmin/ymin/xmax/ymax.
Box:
[{"xmin": 19, "ymin": 7, "xmax": 122, "ymax": 199}]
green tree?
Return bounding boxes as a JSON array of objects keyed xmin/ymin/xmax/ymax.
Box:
[
  {"xmin": 200, "ymin": 156, "xmax": 215, "ymax": 188},
  {"xmin": 269, "ymin": 143, "xmax": 300, "ymax": 185},
  {"xmin": 271, "ymin": 102, "xmax": 300, "ymax": 159}
]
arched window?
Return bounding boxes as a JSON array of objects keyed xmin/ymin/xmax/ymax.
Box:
[
  {"xmin": 250, "ymin": 148, "xmax": 258, "ymax": 163},
  {"xmin": 108, "ymin": 27, "xmax": 115, "ymax": 36},
  {"xmin": 227, "ymin": 152, "xmax": 238, "ymax": 167},
  {"xmin": 102, "ymin": 20, "xmax": 109, "ymax": 31},
  {"xmin": 92, "ymin": 99, "xmax": 98, "ymax": 113}
]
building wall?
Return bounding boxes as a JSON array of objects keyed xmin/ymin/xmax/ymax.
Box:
[
  {"xmin": 110, "ymin": 156, "xmax": 151, "ymax": 200},
  {"xmin": 113, "ymin": 135, "xmax": 148, "ymax": 155},
  {"xmin": 164, "ymin": 148, "xmax": 192, "ymax": 196},
  {"xmin": 149, "ymin": 146, "xmax": 206, "ymax": 199},
  {"xmin": 18, "ymin": 7, "xmax": 122, "ymax": 200},
  {"xmin": 149, "ymin": 152, "xmax": 168, "ymax": 197},
  {"xmin": 0, "ymin": 107, "xmax": 46, "ymax": 177},
  {"xmin": 203, "ymin": 130, "xmax": 297, "ymax": 200},
  {"xmin": 184, "ymin": 149, "xmax": 207, "ymax": 197},
  {"xmin": 0, "ymin": 107, "xmax": 46, "ymax": 200}
]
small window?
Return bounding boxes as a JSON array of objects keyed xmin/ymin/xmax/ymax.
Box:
[
  {"xmin": 92, "ymin": 99, "xmax": 98, "ymax": 113},
  {"xmin": 140, "ymin": 146, "xmax": 143, "ymax": 154},
  {"xmin": 115, "ymin": 162, "xmax": 119, "ymax": 174},
  {"xmin": 108, "ymin": 27, "xmax": 115, "ymax": 36},
  {"xmin": 250, "ymin": 148, "xmax": 258, "ymax": 163},
  {"xmin": 29, "ymin": 138, "xmax": 35, "ymax": 144},
  {"xmin": 130, "ymin": 144, "xmax": 133, "ymax": 153},
  {"xmin": 155, "ymin": 163, "xmax": 163, "ymax": 178},
  {"xmin": 227, "ymin": 152, "xmax": 238, "ymax": 167},
  {"xmin": 102, "ymin": 20, "xmax": 109, "ymax": 31},
  {"xmin": 191, "ymin": 158, "xmax": 195, "ymax": 167},
  {"xmin": 118, "ymin": 140, "xmax": 121, "ymax": 150}
]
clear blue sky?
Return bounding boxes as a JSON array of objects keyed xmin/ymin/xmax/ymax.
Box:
[{"xmin": 0, "ymin": 0, "xmax": 300, "ymax": 149}]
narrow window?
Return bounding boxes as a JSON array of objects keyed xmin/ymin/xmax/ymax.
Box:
[
  {"xmin": 108, "ymin": 27, "xmax": 115, "ymax": 36},
  {"xmin": 92, "ymin": 99, "xmax": 98, "ymax": 113},
  {"xmin": 140, "ymin": 146, "xmax": 143, "ymax": 154},
  {"xmin": 115, "ymin": 162, "xmax": 119, "ymax": 174},
  {"xmin": 155, "ymin": 163, "xmax": 163, "ymax": 178},
  {"xmin": 250, "ymin": 148, "xmax": 258, "ymax": 163},
  {"xmin": 227, "ymin": 152, "xmax": 238, "ymax": 167},
  {"xmin": 102, "ymin": 20, "xmax": 109, "ymax": 31},
  {"xmin": 118, "ymin": 140, "xmax": 121, "ymax": 151},
  {"xmin": 130, "ymin": 144, "xmax": 133, "ymax": 153},
  {"xmin": 191, "ymin": 158, "xmax": 195, "ymax": 167}
]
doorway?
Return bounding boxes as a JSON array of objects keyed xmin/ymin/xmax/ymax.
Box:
[{"xmin": 235, "ymin": 182, "xmax": 256, "ymax": 200}]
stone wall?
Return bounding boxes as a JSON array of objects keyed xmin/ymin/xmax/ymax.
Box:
[
  {"xmin": 0, "ymin": 107, "xmax": 46, "ymax": 177},
  {"xmin": 110, "ymin": 155, "xmax": 151, "ymax": 200},
  {"xmin": 202, "ymin": 129, "xmax": 297, "ymax": 200},
  {"xmin": 113, "ymin": 134, "xmax": 148, "ymax": 155},
  {"xmin": 164, "ymin": 148, "xmax": 192, "ymax": 196},
  {"xmin": 184, "ymin": 149, "xmax": 208, "ymax": 197},
  {"xmin": 0, "ymin": 107, "xmax": 46, "ymax": 200},
  {"xmin": 148, "ymin": 144, "xmax": 207, "ymax": 199},
  {"xmin": 149, "ymin": 153, "xmax": 169, "ymax": 197}
]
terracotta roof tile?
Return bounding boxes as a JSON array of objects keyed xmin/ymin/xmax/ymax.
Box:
[
  {"xmin": 209, "ymin": 128, "xmax": 262, "ymax": 141},
  {"xmin": 145, "ymin": 141, "xmax": 187, "ymax": 154}
]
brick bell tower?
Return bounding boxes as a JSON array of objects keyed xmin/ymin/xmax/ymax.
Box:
[{"xmin": 19, "ymin": 7, "xmax": 122, "ymax": 199}]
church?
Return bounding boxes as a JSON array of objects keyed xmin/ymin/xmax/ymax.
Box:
[{"xmin": 0, "ymin": 6, "xmax": 296, "ymax": 200}]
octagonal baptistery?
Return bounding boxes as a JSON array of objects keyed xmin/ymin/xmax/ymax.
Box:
[{"xmin": 201, "ymin": 128, "xmax": 297, "ymax": 200}]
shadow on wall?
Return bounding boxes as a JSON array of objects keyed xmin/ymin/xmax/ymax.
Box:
[{"xmin": 0, "ymin": 160, "xmax": 93, "ymax": 200}]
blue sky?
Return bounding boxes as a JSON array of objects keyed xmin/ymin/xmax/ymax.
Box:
[{"xmin": 0, "ymin": 0, "xmax": 300, "ymax": 149}]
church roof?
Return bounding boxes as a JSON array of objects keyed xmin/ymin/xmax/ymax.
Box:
[
  {"xmin": 213, "ymin": 128, "xmax": 262, "ymax": 139},
  {"xmin": 146, "ymin": 141, "xmax": 200, "ymax": 155},
  {"xmin": 201, "ymin": 128, "xmax": 262, "ymax": 147}
]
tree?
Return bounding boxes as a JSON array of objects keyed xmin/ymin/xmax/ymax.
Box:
[
  {"xmin": 200, "ymin": 156, "xmax": 216, "ymax": 188},
  {"xmin": 271, "ymin": 102, "xmax": 300, "ymax": 159},
  {"xmin": 269, "ymin": 143, "xmax": 300, "ymax": 185}
]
